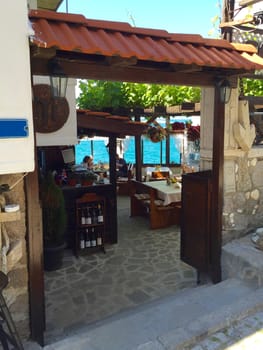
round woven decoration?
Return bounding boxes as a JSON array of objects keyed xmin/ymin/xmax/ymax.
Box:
[{"xmin": 33, "ymin": 84, "xmax": 69, "ymax": 133}]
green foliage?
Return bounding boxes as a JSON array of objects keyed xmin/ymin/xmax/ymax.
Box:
[
  {"xmin": 241, "ymin": 78, "xmax": 263, "ymax": 96},
  {"xmin": 77, "ymin": 80, "xmax": 128, "ymax": 110},
  {"xmin": 80, "ymin": 171, "xmax": 97, "ymax": 182},
  {"xmin": 77, "ymin": 80, "xmax": 201, "ymax": 110},
  {"xmin": 76, "ymin": 77, "xmax": 263, "ymax": 111},
  {"xmin": 41, "ymin": 172, "xmax": 66, "ymax": 247},
  {"xmin": 207, "ymin": 1, "xmax": 222, "ymax": 38}
]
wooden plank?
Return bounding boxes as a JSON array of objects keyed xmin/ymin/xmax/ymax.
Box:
[
  {"xmin": 239, "ymin": 0, "xmax": 262, "ymax": 6},
  {"xmin": 31, "ymin": 58, "xmax": 217, "ymax": 87},
  {"xmin": 108, "ymin": 136, "xmax": 118, "ymax": 244},
  {"xmin": 181, "ymin": 171, "xmax": 212, "ymax": 272},
  {"xmin": 0, "ymin": 211, "xmax": 20, "ymax": 222},
  {"xmin": 77, "ymin": 112, "xmax": 147, "ymax": 136},
  {"xmin": 220, "ymin": 17, "xmax": 254, "ymax": 28},
  {"xmin": 210, "ymin": 85, "xmax": 225, "ymax": 284},
  {"xmin": 26, "ymin": 169, "xmax": 45, "ymax": 346}
]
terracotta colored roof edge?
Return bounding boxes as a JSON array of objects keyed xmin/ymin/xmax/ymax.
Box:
[
  {"xmin": 29, "ymin": 9, "xmax": 170, "ymax": 38},
  {"xmin": 29, "ymin": 9, "xmax": 87, "ymax": 24},
  {"xmin": 29, "ymin": 9, "xmax": 209, "ymax": 42},
  {"xmin": 29, "ymin": 9, "xmax": 259, "ymax": 54}
]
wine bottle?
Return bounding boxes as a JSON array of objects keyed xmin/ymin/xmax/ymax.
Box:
[
  {"xmin": 80, "ymin": 231, "xmax": 85, "ymax": 249},
  {"xmin": 92, "ymin": 206, "xmax": 98, "ymax": 224},
  {"xmin": 81, "ymin": 207, "xmax": 85, "ymax": 225},
  {"xmin": 97, "ymin": 203, "xmax": 104, "ymax": 223},
  {"xmin": 91, "ymin": 228, "xmax": 97, "ymax": 247},
  {"xmin": 86, "ymin": 207, "xmax": 92, "ymax": 225},
  {"xmin": 97, "ymin": 231, "xmax": 102, "ymax": 246},
  {"xmin": 85, "ymin": 228, "xmax": 91, "ymax": 248}
]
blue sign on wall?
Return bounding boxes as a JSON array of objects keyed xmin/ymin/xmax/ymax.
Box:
[{"xmin": 0, "ymin": 119, "xmax": 29, "ymax": 138}]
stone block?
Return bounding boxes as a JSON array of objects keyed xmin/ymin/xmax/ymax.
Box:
[{"xmin": 7, "ymin": 240, "xmax": 23, "ymax": 273}]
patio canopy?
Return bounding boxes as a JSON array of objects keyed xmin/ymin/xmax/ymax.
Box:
[
  {"xmin": 29, "ymin": 10, "xmax": 263, "ymax": 87},
  {"xmin": 77, "ymin": 109, "xmax": 148, "ymax": 137}
]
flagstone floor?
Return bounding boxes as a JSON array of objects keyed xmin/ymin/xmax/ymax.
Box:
[{"xmin": 44, "ymin": 196, "xmax": 197, "ymax": 344}]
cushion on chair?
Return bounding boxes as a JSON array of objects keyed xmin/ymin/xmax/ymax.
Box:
[
  {"xmin": 134, "ymin": 193, "xmax": 151, "ymax": 200},
  {"xmin": 154, "ymin": 199, "xmax": 164, "ymax": 206}
]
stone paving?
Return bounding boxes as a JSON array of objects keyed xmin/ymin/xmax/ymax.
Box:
[
  {"xmin": 23, "ymin": 304, "xmax": 263, "ymax": 350},
  {"xmin": 44, "ymin": 196, "xmax": 197, "ymax": 343},
  {"xmin": 190, "ymin": 311, "xmax": 263, "ymax": 350}
]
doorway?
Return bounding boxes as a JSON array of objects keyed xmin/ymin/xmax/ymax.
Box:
[{"xmin": 43, "ymin": 195, "xmax": 196, "ymax": 343}]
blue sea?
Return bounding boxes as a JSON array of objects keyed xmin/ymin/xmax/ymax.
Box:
[
  {"xmin": 75, "ymin": 116, "xmax": 200, "ymax": 166},
  {"xmin": 76, "ymin": 136, "xmax": 182, "ymax": 165}
]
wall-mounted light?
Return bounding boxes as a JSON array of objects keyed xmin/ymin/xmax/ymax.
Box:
[
  {"xmin": 253, "ymin": 11, "xmax": 263, "ymax": 26},
  {"xmin": 216, "ymin": 78, "xmax": 232, "ymax": 104},
  {"xmin": 48, "ymin": 58, "xmax": 68, "ymax": 98}
]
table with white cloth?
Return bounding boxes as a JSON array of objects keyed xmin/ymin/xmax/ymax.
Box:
[
  {"xmin": 145, "ymin": 180, "xmax": 181, "ymax": 206},
  {"xmin": 145, "ymin": 167, "xmax": 172, "ymax": 177}
]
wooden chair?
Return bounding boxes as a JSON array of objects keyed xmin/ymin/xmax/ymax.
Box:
[
  {"xmin": 117, "ymin": 166, "xmax": 134, "ymax": 196},
  {"xmin": 130, "ymin": 180, "xmax": 181, "ymax": 229}
]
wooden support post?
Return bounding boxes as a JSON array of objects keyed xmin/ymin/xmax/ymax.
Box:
[{"xmin": 211, "ymin": 85, "xmax": 225, "ymax": 283}]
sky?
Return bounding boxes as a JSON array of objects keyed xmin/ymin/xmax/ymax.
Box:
[{"xmin": 58, "ymin": 0, "xmax": 222, "ymax": 38}]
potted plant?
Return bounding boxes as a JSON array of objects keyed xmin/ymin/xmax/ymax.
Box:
[
  {"xmin": 41, "ymin": 171, "xmax": 67, "ymax": 271},
  {"xmin": 67, "ymin": 171, "xmax": 79, "ymax": 187},
  {"xmin": 187, "ymin": 125, "xmax": 200, "ymax": 152},
  {"xmin": 80, "ymin": 171, "xmax": 97, "ymax": 186},
  {"xmin": 146, "ymin": 126, "xmax": 166, "ymax": 143}
]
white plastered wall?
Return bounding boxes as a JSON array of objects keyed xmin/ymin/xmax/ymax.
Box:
[
  {"xmin": 34, "ymin": 77, "xmax": 78, "ymax": 146},
  {"xmin": 0, "ymin": 1, "xmax": 34, "ymax": 174}
]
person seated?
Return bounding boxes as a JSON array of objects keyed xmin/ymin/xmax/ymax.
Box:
[
  {"xmin": 116, "ymin": 154, "xmax": 128, "ymax": 177},
  {"xmin": 82, "ymin": 155, "xmax": 93, "ymax": 170}
]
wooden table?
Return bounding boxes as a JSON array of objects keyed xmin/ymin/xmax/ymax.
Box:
[
  {"xmin": 145, "ymin": 180, "xmax": 181, "ymax": 205},
  {"xmin": 130, "ymin": 180, "xmax": 181, "ymax": 229}
]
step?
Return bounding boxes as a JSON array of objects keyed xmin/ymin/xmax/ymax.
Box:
[
  {"xmin": 222, "ymin": 234, "xmax": 263, "ymax": 287},
  {"xmin": 29, "ymin": 278, "xmax": 263, "ymax": 350}
]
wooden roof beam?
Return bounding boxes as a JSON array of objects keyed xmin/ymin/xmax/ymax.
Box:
[
  {"xmin": 77, "ymin": 114, "xmax": 147, "ymax": 136},
  {"xmin": 105, "ymin": 56, "xmax": 138, "ymax": 67},
  {"xmin": 220, "ymin": 17, "xmax": 255, "ymax": 29},
  {"xmin": 239, "ymin": 0, "xmax": 263, "ymax": 7}
]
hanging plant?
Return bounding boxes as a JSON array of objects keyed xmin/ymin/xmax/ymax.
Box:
[
  {"xmin": 187, "ymin": 125, "xmax": 200, "ymax": 142},
  {"xmin": 146, "ymin": 126, "xmax": 166, "ymax": 143},
  {"xmin": 171, "ymin": 121, "xmax": 185, "ymax": 131},
  {"xmin": 187, "ymin": 125, "xmax": 200, "ymax": 152}
]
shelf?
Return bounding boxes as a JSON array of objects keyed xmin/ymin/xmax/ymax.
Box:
[
  {"xmin": 78, "ymin": 245, "xmax": 105, "ymax": 254},
  {"xmin": 0, "ymin": 211, "xmax": 21, "ymax": 223},
  {"xmin": 75, "ymin": 193, "xmax": 106, "ymax": 257},
  {"xmin": 78, "ymin": 223, "xmax": 104, "ymax": 228}
]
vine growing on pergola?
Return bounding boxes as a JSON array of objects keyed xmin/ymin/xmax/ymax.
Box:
[
  {"xmin": 76, "ymin": 78, "xmax": 263, "ymax": 112},
  {"xmin": 77, "ymin": 80, "xmax": 201, "ymax": 111}
]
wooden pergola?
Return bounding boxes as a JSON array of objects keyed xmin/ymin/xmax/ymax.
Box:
[{"xmin": 27, "ymin": 8, "xmax": 263, "ymax": 344}]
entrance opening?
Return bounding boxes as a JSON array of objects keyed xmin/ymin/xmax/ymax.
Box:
[{"xmin": 44, "ymin": 195, "xmax": 197, "ymax": 343}]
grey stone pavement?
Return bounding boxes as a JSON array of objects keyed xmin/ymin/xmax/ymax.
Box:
[
  {"xmin": 191, "ymin": 311, "xmax": 263, "ymax": 350},
  {"xmin": 23, "ymin": 286, "xmax": 263, "ymax": 350},
  {"xmin": 44, "ymin": 195, "xmax": 197, "ymax": 343},
  {"xmin": 22, "ymin": 196, "xmax": 263, "ymax": 350}
]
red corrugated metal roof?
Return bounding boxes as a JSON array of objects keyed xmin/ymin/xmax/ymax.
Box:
[{"xmin": 29, "ymin": 9, "xmax": 263, "ymax": 72}]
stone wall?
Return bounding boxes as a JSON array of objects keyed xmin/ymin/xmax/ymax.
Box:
[
  {"xmin": 223, "ymin": 149, "xmax": 263, "ymax": 244},
  {"xmin": 201, "ymin": 87, "xmax": 263, "ymax": 245},
  {"xmin": 0, "ymin": 173, "xmax": 29, "ymax": 339}
]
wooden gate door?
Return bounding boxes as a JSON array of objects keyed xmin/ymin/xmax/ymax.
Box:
[{"xmin": 180, "ymin": 170, "xmax": 212, "ymax": 280}]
